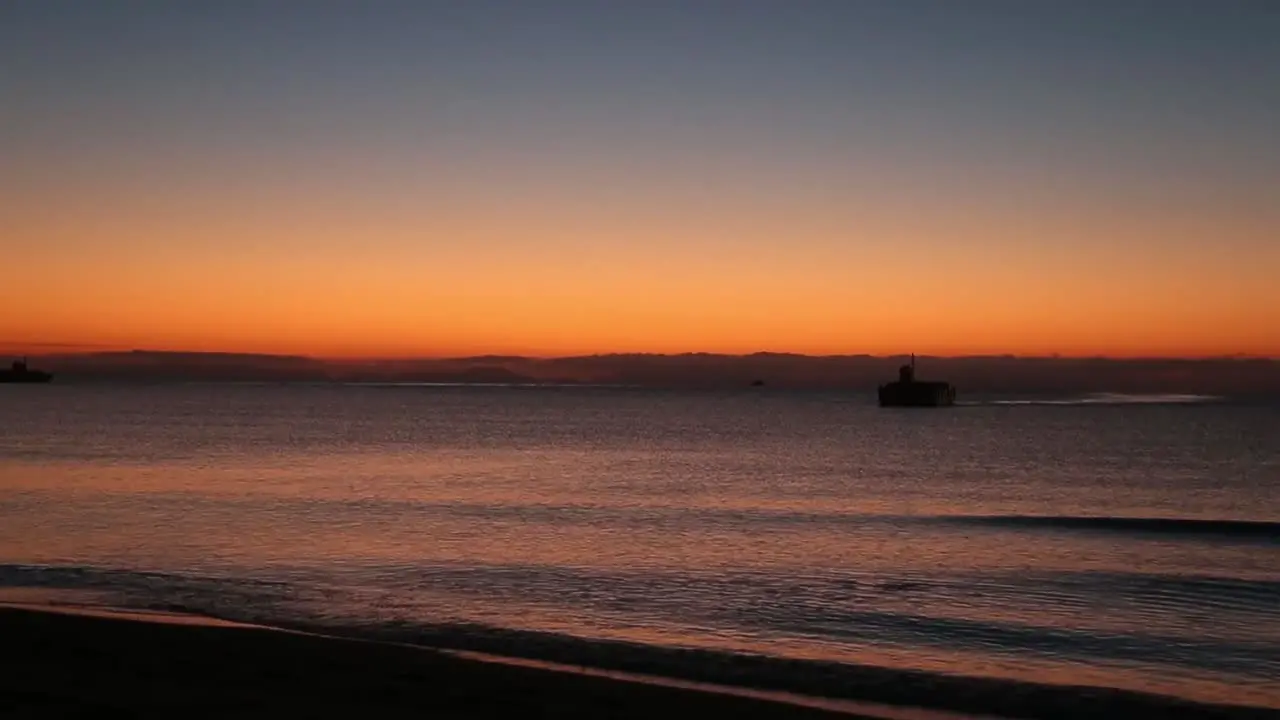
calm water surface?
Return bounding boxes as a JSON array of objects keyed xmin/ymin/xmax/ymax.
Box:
[{"xmin": 1, "ymin": 385, "xmax": 1277, "ymax": 716}]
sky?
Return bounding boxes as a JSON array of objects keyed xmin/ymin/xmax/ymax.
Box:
[{"xmin": 2, "ymin": 0, "xmax": 1277, "ymax": 358}]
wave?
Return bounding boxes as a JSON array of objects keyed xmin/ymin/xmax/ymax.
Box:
[
  {"xmin": 2, "ymin": 563, "xmax": 1278, "ymax": 718},
  {"xmin": 948, "ymin": 515, "xmax": 1280, "ymax": 541},
  {"xmin": 973, "ymin": 393, "xmax": 1225, "ymax": 406},
  {"xmin": 16, "ymin": 489, "xmax": 1266, "ymax": 547},
  {"xmin": 284, "ymin": 619, "xmax": 1278, "ymax": 720},
  {"xmin": 372, "ymin": 502, "xmax": 1278, "ymax": 545},
  {"xmin": 1031, "ymin": 570, "xmax": 1280, "ymax": 617}
]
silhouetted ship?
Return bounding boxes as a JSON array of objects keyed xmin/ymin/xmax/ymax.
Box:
[
  {"xmin": 878, "ymin": 355, "xmax": 954, "ymax": 407},
  {"xmin": 0, "ymin": 358, "xmax": 53, "ymax": 384}
]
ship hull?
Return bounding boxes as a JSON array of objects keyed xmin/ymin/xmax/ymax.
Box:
[{"xmin": 878, "ymin": 381, "xmax": 955, "ymax": 407}]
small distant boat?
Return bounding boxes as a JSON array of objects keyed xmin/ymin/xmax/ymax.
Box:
[
  {"xmin": 878, "ymin": 355, "xmax": 954, "ymax": 407},
  {"xmin": 0, "ymin": 358, "xmax": 53, "ymax": 384}
]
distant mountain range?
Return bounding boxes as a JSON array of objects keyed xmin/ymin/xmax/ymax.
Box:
[{"xmin": 11, "ymin": 350, "xmax": 1280, "ymax": 395}]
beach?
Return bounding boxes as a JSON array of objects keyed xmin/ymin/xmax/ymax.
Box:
[{"xmin": 0, "ymin": 605, "xmax": 874, "ymax": 719}]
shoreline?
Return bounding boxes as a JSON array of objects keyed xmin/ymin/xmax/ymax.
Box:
[
  {"xmin": 2, "ymin": 597, "xmax": 1276, "ymax": 720},
  {"xmin": 0, "ymin": 603, "xmax": 895, "ymax": 720}
]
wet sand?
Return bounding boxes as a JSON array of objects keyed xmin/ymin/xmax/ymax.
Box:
[{"xmin": 0, "ymin": 605, "xmax": 865, "ymax": 719}]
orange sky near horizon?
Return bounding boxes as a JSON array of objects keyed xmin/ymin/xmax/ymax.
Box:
[
  {"xmin": 4, "ymin": 157, "xmax": 1279, "ymax": 360},
  {"xmin": 3, "ymin": 4, "xmax": 1278, "ymax": 360},
  {"xmin": 4, "ymin": 130, "xmax": 1276, "ymax": 359},
  {"xmin": 4, "ymin": 186, "xmax": 1276, "ymax": 359}
]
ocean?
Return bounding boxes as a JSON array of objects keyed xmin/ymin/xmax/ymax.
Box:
[{"xmin": 1, "ymin": 384, "xmax": 1277, "ymax": 718}]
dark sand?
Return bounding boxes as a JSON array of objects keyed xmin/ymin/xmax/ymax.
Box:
[{"xmin": 0, "ymin": 606, "xmax": 866, "ymax": 719}]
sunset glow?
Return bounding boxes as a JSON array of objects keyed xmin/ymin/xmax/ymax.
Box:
[{"xmin": 3, "ymin": 3, "xmax": 1277, "ymax": 359}]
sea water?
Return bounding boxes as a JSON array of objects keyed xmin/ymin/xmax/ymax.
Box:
[{"xmin": 1, "ymin": 384, "xmax": 1277, "ymax": 717}]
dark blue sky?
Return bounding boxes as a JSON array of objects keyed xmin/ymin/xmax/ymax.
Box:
[{"xmin": 8, "ymin": 1, "xmax": 1276, "ymax": 178}]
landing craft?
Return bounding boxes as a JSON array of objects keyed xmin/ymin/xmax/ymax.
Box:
[
  {"xmin": 877, "ymin": 355, "xmax": 954, "ymax": 407},
  {"xmin": 0, "ymin": 358, "xmax": 53, "ymax": 383}
]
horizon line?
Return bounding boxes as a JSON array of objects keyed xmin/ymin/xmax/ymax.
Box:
[{"xmin": 4, "ymin": 347, "xmax": 1278, "ymax": 363}]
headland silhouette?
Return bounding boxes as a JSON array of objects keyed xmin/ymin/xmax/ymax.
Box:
[{"xmin": 10, "ymin": 349, "xmax": 1278, "ymax": 395}]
